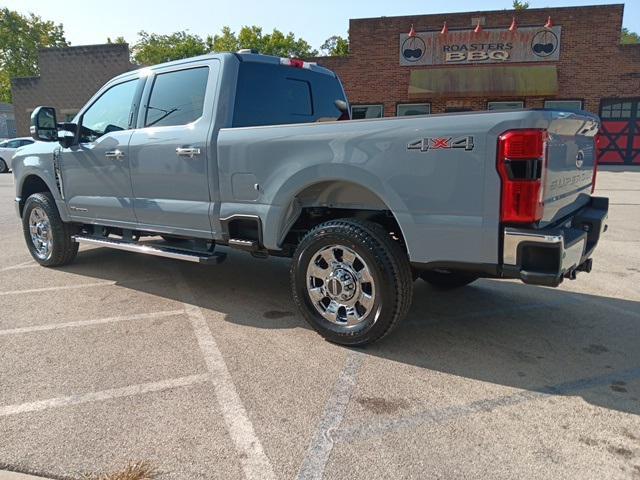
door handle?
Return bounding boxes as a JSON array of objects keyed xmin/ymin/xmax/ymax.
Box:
[
  {"xmin": 176, "ymin": 147, "xmax": 201, "ymax": 158},
  {"xmin": 105, "ymin": 149, "xmax": 125, "ymax": 160}
]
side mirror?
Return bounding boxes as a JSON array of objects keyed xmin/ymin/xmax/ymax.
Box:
[
  {"xmin": 335, "ymin": 99, "xmax": 349, "ymax": 113},
  {"xmin": 334, "ymin": 100, "xmax": 351, "ymax": 121},
  {"xmin": 30, "ymin": 106, "xmax": 58, "ymax": 142}
]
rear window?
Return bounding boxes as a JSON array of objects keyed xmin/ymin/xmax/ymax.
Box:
[{"xmin": 233, "ymin": 62, "xmax": 346, "ymax": 127}]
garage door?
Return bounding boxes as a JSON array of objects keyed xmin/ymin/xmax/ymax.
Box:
[{"xmin": 599, "ymin": 98, "xmax": 640, "ymax": 165}]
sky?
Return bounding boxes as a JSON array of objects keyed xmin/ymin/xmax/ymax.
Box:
[{"xmin": 5, "ymin": 0, "xmax": 639, "ymax": 51}]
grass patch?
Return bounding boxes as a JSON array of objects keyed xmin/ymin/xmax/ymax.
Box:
[{"xmin": 83, "ymin": 461, "xmax": 157, "ymax": 480}]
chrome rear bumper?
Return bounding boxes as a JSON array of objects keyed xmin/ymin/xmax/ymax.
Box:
[{"xmin": 501, "ymin": 196, "xmax": 608, "ymax": 287}]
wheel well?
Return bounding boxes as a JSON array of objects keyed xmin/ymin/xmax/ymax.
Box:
[
  {"xmin": 18, "ymin": 175, "xmax": 52, "ymax": 216},
  {"xmin": 281, "ymin": 181, "xmax": 407, "ymax": 254}
]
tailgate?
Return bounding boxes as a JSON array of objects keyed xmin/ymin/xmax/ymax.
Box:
[{"xmin": 540, "ymin": 113, "xmax": 600, "ymax": 226}]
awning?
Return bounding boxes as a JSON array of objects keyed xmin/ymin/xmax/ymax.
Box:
[{"xmin": 408, "ymin": 65, "xmax": 558, "ymax": 97}]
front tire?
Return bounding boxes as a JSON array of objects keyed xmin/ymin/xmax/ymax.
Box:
[
  {"xmin": 419, "ymin": 270, "xmax": 478, "ymax": 289},
  {"xmin": 0, "ymin": 158, "xmax": 7, "ymax": 173},
  {"xmin": 291, "ymin": 219, "xmax": 413, "ymax": 346},
  {"xmin": 22, "ymin": 192, "xmax": 78, "ymax": 267}
]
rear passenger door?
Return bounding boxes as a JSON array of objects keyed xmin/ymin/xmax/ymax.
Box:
[{"xmin": 128, "ymin": 60, "xmax": 220, "ymax": 237}]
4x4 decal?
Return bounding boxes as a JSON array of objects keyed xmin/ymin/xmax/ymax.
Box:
[{"xmin": 408, "ymin": 136, "xmax": 475, "ymax": 152}]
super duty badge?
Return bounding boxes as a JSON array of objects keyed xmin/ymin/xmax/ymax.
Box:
[{"xmin": 408, "ymin": 136, "xmax": 475, "ymax": 152}]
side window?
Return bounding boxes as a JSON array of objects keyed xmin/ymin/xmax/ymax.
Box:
[
  {"xmin": 232, "ymin": 62, "xmax": 347, "ymax": 127},
  {"xmin": 19, "ymin": 140, "xmax": 34, "ymax": 147},
  {"xmin": 145, "ymin": 67, "xmax": 209, "ymax": 128},
  {"xmin": 6, "ymin": 140, "xmax": 21, "ymax": 148},
  {"xmin": 80, "ymin": 79, "xmax": 138, "ymax": 143}
]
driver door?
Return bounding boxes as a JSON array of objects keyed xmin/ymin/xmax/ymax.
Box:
[{"xmin": 61, "ymin": 77, "xmax": 144, "ymax": 225}]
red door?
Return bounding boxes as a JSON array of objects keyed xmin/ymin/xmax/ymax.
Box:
[{"xmin": 599, "ymin": 98, "xmax": 640, "ymax": 164}]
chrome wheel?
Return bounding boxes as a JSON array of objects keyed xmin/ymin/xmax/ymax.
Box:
[
  {"xmin": 29, "ymin": 207, "xmax": 52, "ymax": 260},
  {"xmin": 306, "ymin": 244, "xmax": 377, "ymax": 327}
]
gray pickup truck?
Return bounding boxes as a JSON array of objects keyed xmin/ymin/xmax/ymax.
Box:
[{"xmin": 14, "ymin": 51, "xmax": 608, "ymax": 346}]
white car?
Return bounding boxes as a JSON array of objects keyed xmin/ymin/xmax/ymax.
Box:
[{"xmin": 0, "ymin": 137, "xmax": 35, "ymax": 173}]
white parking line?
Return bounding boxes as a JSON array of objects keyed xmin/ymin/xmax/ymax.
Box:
[
  {"xmin": 0, "ymin": 260, "xmax": 38, "ymax": 272},
  {"xmin": 176, "ymin": 273, "xmax": 276, "ymax": 480},
  {"xmin": 0, "ymin": 374, "xmax": 210, "ymax": 417},
  {"xmin": 0, "ymin": 276, "xmax": 168, "ymax": 297},
  {"xmin": 0, "ymin": 310, "xmax": 185, "ymax": 336},
  {"xmin": 0, "ymin": 281, "xmax": 114, "ymax": 296},
  {"xmin": 297, "ymin": 350, "xmax": 364, "ymax": 480}
]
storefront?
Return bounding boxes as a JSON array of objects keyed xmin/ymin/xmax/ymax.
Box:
[{"xmin": 315, "ymin": 4, "xmax": 640, "ymax": 164}]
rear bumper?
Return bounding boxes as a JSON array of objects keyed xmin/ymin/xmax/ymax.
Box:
[{"xmin": 501, "ymin": 196, "xmax": 609, "ymax": 287}]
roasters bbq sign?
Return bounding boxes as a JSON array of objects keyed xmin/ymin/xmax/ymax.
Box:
[{"xmin": 399, "ymin": 26, "xmax": 561, "ymax": 66}]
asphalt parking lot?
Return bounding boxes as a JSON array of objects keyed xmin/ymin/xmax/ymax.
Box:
[{"xmin": 0, "ymin": 168, "xmax": 639, "ymax": 480}]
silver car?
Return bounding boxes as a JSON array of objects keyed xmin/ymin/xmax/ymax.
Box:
[{"xmin": 0, "ymin": 137, "xmax": 35, "ymax": 173}]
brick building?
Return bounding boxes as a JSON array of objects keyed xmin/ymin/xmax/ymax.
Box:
[
  {"xmin": 316, "ymin": 4, "xmax": 640, "ymax": 164},
  {"xmin": 12, "ymin": 43, "xmax": 134, "ymax": 137}
]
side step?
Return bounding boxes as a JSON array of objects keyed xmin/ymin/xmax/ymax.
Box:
[
  {"xmin": 73, "ymin": 236, "xmax": 227, "ymax": 264},
  {"xmin": 228, "ymin": 238, "xmax": 259, "ymax": 251}
]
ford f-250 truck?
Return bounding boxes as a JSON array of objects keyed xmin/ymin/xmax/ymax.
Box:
[{"xmin": 14, "ymin": 51, "xmax": 608, "ymax": 346}]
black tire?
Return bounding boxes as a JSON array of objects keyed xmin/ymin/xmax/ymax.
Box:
[
  {"xmin": 22, "ymin": 192, "xmax": 78, "ymax": 267},
  {"xmin": 291, "ymin": 218, "xmax": 413, "ymax": 346},
  {"xmin": 419, "ymin": 270, "xmax": 479, "ymax": 290},
  {"xmin": 0, "ymin": 158, "xmax": 7, "ymax": 173}
]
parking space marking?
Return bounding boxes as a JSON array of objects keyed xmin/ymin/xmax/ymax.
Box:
[
  {"xmin": 0, "ymin": 374, "xmax": 210, "ymax": 417},
  {"xmin": 297, "ymin": 351, "xmax": 364, "ymax": 480},
  {"xmin": 0, "ymin": 281, "xmax": 114, "ymax": 297},
  {"xmin": 176, "ymin": 274, "xmax": 276, "ymax": 480},
  {"xmin": 0, "ymin": 310, "xmax": 184, "ymax": 336},
  {"xmin": 0, "ymin": 260, "xmax": 38, "ymax": 272},
  {"xmin": 0, "ymin": 276, "xmax": 169, "ymax": 297},
  {"xmin": 334, "ymin": 366, "xmax": 640, "ymax": 443}
]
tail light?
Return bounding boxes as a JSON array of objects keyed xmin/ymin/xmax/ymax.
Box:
[
  {"xmin": 497, "ymin": 129, "xmax": 547, "ymax": 224},
  {"xmin": 592, "ymin": 133, "xmax": 602, "ymax": 193}
]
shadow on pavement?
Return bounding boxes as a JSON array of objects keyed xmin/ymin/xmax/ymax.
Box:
[{"xmin": 58, "ymin": 246, "xmax": 640, "ymax": 416}]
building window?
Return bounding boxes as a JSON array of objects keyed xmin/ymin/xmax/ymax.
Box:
[
  {"xmin": 544, "ymin": 100, "xmax": 583, "ymax": 112},
  {"xmin": 351, "ymin": 104, "xmax": 384, "ymax": 119},
  {"xmin": 487, "ymin": 101, "xmax": 524, "ymax": 110},
  {"xmin": 397, "ymin": 103, "xmax": 431, "ymax": 116},
  {"xmin": 600, "ymin": 100, "xmax": 633, "ymax": 119}
]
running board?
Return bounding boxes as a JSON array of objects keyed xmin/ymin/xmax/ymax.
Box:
[{"xmin": 72, "ymin": 236, "xmax": 227, "ymax": 264}]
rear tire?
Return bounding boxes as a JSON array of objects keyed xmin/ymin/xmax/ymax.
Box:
[
  {"xmin": 291, "ymin": 218, "xmax": 413, "ymax": 346},
  {"xmin": 22, "ymin": 192, "xmax": 78, "ymax": 267},
  {"xmin": 419, "ymin": 270, "xmax": 478, "ymax": 290}
]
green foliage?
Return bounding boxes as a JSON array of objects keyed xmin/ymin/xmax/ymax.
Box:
[
  {"xmin": 131, "ymin": 31, "xmax": 208, "ymax": 65},
  {"xmin": 209, "ymin": 26, "xmax": 318, "ymax": 58},
  {"xmin": 621, "ymin": 27, "xmax": 640, "ymax": 44},
  {"xmin": 320, "ymin": 35, "xmax": 349, "ymax": 57},
  {"xmin": 512, "ymin": 0, "xmax": 529, "ymax": 10},
  {"xmin": 107, "ymin": 36, "xmax": 127, "ymax": 45},
  {"xmin": 0, "ymin": 8, "xmax": 68, "ymax": 103}
]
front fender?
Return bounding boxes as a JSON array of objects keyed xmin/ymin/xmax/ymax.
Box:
[{"xmin": 13, "ymin": 145, "xmax": 70, "ymax": 222}]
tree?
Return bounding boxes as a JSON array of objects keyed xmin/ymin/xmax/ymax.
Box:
[
  {"xmin": 107, "ymin": 36, "xmax": 127, "ymax": 45},
  {"xmin": 131, "ymin": 31, "xmax": 208, "ymax": 65},
  {"xmin": 209, "ymin": 26, "xmax": 318, "ymax": 58},
  {"xmin": 0, "ymin": 8, "xmax": 68, "ymax": 103},
  {"xmin": 320, "ymin": 35, "xmax": 349, "ymax": 57},
  {"xmin": 621, "ymin": 27, "xmax": 640, "ymax": 44},
  {"xmin": 512, "ymin": 0, "xmax": 529, "ymax": 10}
]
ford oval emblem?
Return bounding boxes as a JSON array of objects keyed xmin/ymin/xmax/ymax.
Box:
[{"xmin": 576, "ymin": 150, "xmax": 585, "ymax": 169}]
